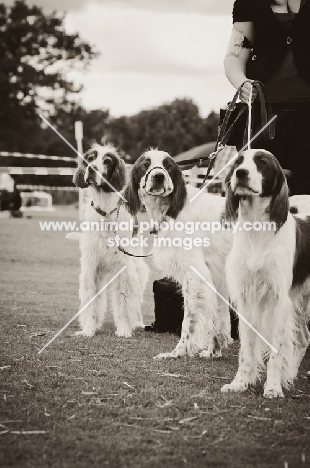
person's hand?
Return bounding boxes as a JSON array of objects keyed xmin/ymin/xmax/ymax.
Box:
[{"xmin": 239, "ymin": 81, "xmax": 257, "ymax": 104}]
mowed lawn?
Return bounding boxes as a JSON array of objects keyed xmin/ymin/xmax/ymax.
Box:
[{"xmin": 0, "ymin": 208, "xmax": 309, "ymax": 468}]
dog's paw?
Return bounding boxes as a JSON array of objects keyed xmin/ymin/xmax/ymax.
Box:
[
  {"xmin": 115, "ymin": 329, "xmax": 132, "ymax": 338},
  {"xmin": 199, "ymin": 348, "xmax": 222, "ymax": 359},
  {"xmin": 263, "ymin": 385, "xmax": 284, "ymax": 399},
  {"xmin": 199, "ymin": 340, "xmax": 222, "ymax": 359},
  {"xmin": 134, "ymin": 321, "xmax": 145, "ymax": 329},
  {"xmin": 75, "ymin": 330, "xmax": 95, "ymax": 337},
  {"xmin": 153, "ymin": 351, "xmax": 182, "ymax": 360},
  {"xmin": 221, "ymin": 381, "xmax": 248, "ymax": 393},
  {"xmin": 224, "ymin": 336, "xmax": 234, "ymax": 347}
]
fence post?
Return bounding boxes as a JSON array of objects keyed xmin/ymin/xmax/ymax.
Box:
[{"xmin": 75, "ymin": 121, "xmax": 84, "ymax": 221}]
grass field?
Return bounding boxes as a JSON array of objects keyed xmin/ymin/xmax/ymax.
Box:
[{"xmin": 0, "ymin": 207, "xmax": 309, "ymax": 468}]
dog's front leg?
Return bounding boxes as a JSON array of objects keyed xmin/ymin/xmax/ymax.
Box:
[
  {"xmin": 263, "ymin": 297, "xmax": 294, "ymax": 399},
  {"xmin": 264, "ymin": 354, "xmax": 285, "ymax": 399},
  {"xmin": 214, "ymin": 299, "xmax": 234, "ymax": 350},
  {"xmin": 292, "ymin": 301, "xmax": 310, "ymax": 374},
  {"xmin": 154, "ymin": 267, "xmax": 216, "ymax": 360},
  {"xmin": 110, "ymin": 267, "xmax": 142, "ymax": 338},
  {"xmin": 221, "ymin": 320, "xmax": 256, "ymax": 393},
  {"xmin": 293, "ymin": 325, "xmax": 310, "ymax": 374},
  {"xmin": 133, "ymin": 260, "xmax": 149, "ymax": 329},
  {"xmin": 76, "ymin": 266, "xmax": 102, "ymax": 337}
]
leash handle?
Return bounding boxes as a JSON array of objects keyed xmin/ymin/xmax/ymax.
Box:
[
  {"xmin": 219, "ymin": 80, "xmax": 275, "ymax": 152},
  {"xmin": 200, "ymin": 80, "xmax": 274, "ymax": 186},
  {"xmin": 178, "ymin": 80, "xmax": 274, "ymax": 173}
]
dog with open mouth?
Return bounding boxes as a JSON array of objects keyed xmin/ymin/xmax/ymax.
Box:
[
  {"xmin": 71, "ymin": 143, "xmax": 149, "ymax": 338},
  {"xmin": 124, "ymin": 148, "xmax": 233, "ymax": 360}
]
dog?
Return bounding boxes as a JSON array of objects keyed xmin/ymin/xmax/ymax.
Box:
[
  {"xmin": 124, "ymin": 149, "xmax": 233, "ymax": 359},
  {"xmin": 72, "ymin": 143, "xmax": 149, "ymax": 338},
  {"xmin": 221, "ymin": 149, "xmax": 310, "ymax": 398}
]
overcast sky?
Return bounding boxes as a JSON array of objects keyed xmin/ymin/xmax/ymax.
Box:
[{"xmin": 6, "ymin": 0, "xmax": 236, "ymax": 117}]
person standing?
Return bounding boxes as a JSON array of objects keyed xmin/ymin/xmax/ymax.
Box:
[{"xmin": 224, "ymin": 0, "xmax": 310, "ymax": 195}]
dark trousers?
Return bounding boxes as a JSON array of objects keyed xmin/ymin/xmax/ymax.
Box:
[{"xmin": 237, "ymin": 108, "xmax": 310, "ymax": 195}]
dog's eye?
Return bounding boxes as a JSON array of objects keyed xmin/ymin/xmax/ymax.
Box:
[
  {"xmin": 235, "ymin": 157, "xmax": 243, "ymax": 165},
  {"xmin": 143, "ymin": 162, "xmax": 150, "ymax": 169},
  {"xmin": 85, "ymin": 150, "xmax": 97, "ymax": 162},
  {"xmin": 104, "ymin": 158, "xmax": 112, "ymax": 165},
  {"xmin": 257, "ymin": 158, "xmax": 267, "ymax": 165},
  {"xmin": 164, "ymin": 162, "xmax": 171, "ymax": 169}
]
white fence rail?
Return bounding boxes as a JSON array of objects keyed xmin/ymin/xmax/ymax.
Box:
[{"xmin": 1, "ymin": 145, "xmax": 237, "ymax": 207}]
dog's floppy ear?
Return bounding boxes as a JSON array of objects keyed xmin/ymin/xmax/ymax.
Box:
[
  {"xmin": 123, "ymin": 162, "xmax": 141, "ymax": 216},
  {"xmin": 166, "ymin": 164, "xmax": 187, "ymax": 219},
  {"xmin": 109, "ymin": 157, "xmax": 127, "ymax": 192},
  {"xmin": 72, "ymin": 150, "xmax": 93, "ymax": 189},
  {"xmin": 268, "ymin": 169, "xmax": 289, "ymax": 231},
  {"xmin": 225, "ymin": 169, "xmax": 239, "ymax": 221},
  {"xmin": 73, "ymin": 165, "xmax": 88, "ymax": 189}
]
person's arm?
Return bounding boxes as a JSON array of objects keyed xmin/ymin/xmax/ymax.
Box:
[{"xmin": 224, "ymin": 22, "xmax": 256, "ymax": 103}]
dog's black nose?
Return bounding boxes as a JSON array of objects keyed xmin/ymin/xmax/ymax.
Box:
[
  {"xmin": 236, "ymin": 168, "xmax": 249, "ymax": 179},
  {"xmin": 153, "ymin": 173, "xmax": 165, "ymax": 183}
]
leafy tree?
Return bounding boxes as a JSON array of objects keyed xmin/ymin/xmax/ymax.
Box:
[
  {"xmin": 106, "ymin": 98, "xmax": 219, "ymax": 162},
  {"xmin": 52, "ymin": 105, "xmax": 110, "ymax": 151},
  {"xmin": 0, "ymin": 0, "xmax": 97, "ymax": 152},
  {"xmin": 202, "ymin": 111, "xmax": 220, "ymax": 143}
]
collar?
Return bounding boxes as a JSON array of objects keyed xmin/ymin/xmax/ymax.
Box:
[
  {"xmin": 150, "ymin": 216, "xmax": 168, "ymax": 235},
  {"xmin": 91, "ymin": 200, "xmax": 118, "ymax": 218}
]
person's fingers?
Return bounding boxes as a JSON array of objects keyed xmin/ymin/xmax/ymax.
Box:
[
  {"xmin": 240, "ymin": 95, "xmax": 256, "ymax": 104},
  {"xmin": 240, "ymin": 90, "xmax": 251, "ymax": 102},
  {"xmin": 241, "ymin": 83, "xmax": 257, "ymax": 96},
  {"xmin": 240, "ymin": 87, "xmax": 257, "ymax": 103}
]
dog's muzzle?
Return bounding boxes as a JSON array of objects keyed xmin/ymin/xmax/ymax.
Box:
[
  {"xmin": 234, "ymin": 168, "xmax": 259, "ymax": 194},
  {"xmin": 144, "ymin": 166, "xmax": 168, "ymax": 195},
  {"xmin": 85, "ymin": 164, "xmax": 98, "ymax": 185}
]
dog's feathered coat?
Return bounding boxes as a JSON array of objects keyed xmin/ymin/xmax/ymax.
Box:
[
  {"xmin": 124, "ymin": 149, "xmax": 233, "ymax": 359},
  {"xmin": 222, "ymin": 149, "xmax": 310, "ymax": 398},
  {"xmin": 73, "ymin": 144, "xmax": 148, "ymax": 338}
]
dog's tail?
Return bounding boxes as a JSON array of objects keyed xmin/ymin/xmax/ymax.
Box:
[{"xmin": 65, "ymin": 232, "xmax": 81, "ymax": 242}]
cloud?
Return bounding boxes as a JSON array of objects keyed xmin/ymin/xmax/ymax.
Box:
[
  {"xmin": 77, "ymin": 69, "xmax": 234, "ymax": 117},
  {"xmin": 65, "ymin": 6, "xmax": 232, "ymax": 76},
  {"xmin": 64, "ymin": 6, "xmax": 234, "ymax": 116},
  {"xmin": 3, "ymin": 0, "xmax": 233, "ymax": 15},
  {"xmin": 83, "ymin": 13, "xmax": 212, "ymax": 76},
  {"xmin": 63, "ymin": 4, "xmax": 234, "ymax": 115}
]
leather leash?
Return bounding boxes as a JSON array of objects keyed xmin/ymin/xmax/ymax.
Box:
[{"xmin": 176, "ymin": 81, "xmax": 275, "ymax": 174}]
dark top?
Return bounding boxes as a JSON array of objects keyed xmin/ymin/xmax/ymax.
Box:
[
  {"xmin": 232, "ymin": 0, "xmax": 310, "ymax": 86},
  {"xmin": 263, "ymin": 12, "xmax": 310, "ymax": 102}
]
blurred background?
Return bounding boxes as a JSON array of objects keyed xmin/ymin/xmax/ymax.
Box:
[{"xmin": 0, "ymin": 0, "xmax": 235, "ymax": 212}]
